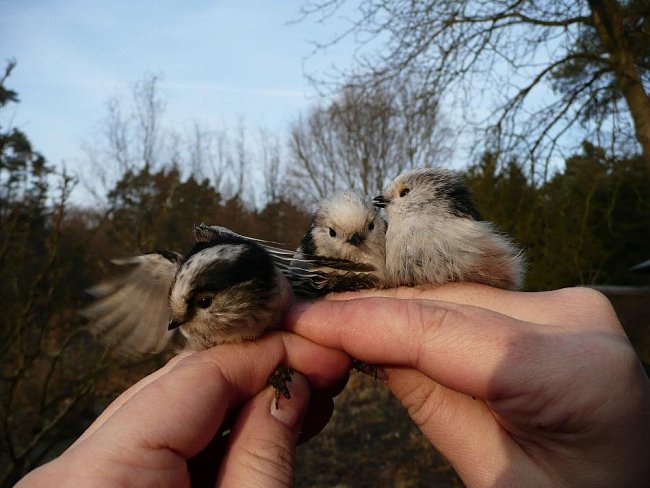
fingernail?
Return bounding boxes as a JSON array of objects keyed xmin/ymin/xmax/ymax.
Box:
[{"xmin": 270, "ymin": 372, "xmax": 310, "ymax": 429}]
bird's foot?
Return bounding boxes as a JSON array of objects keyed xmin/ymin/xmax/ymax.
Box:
[
  {"xmin": 352, "ymin": 358, "xmax": 378, "ymax": 380},
  {"xmin": 267, "ymin": 365, "xmax": 294, "ymax": 409}
]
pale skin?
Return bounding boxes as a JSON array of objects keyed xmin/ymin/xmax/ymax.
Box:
[
  {"xmin": 19, "ymin": 284, "xmax": 650, "ymax": 487},
  {"xmin": 287, "ymin": 284, "xmax": 650, "ymax": 487},
  {"xmin": 17, "ymin": 333, "xmax": 351, "ymax": 487}
]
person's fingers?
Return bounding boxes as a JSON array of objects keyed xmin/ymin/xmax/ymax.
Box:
[
  {"xmin": 286, "ymin": 296, "xmax": 622, "ymax": 400},
  {"xmin": 293, "ymin": 372, "xmax": 348, "ymax": 444},
  {"xmin": 288, "ymin": 296, "xmax": 526, "ymax": 398},
  {"xmin": 298, "ymin": 389, "xmax": 335, "ymax": 444},
  {"xmin": 73, "ymin": 351, "xmax": 194, "ymax": 445},
  {"xmin": 287, "ymin": 293, "xmax": 639, "ymax": 480},
  {"xmin": 217, "ymin": 372, "xmax": 311, "ymax": 487},
  {"xmin": 326, "ymin": 283, "xmax": 622, "ymax": 332},
  {"xmin": 380, "ymin": 366, "xmax": 542, "ymax": 487},
  {"xmin": 70, "ymin": 332, "xmax": 350, "ymax": 460},
  {"xmin": 187, "ymin": 377, "xmax": 339, "ymax": 486}
]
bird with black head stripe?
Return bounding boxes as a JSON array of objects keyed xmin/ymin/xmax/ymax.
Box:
[{"xmin": 82, "ymin": 226, "xmax": 293, "ymax": 356}]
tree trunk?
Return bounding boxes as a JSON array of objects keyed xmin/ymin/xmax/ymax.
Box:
[{"xmin": 589, "ymin": 0, "xmax": 650, "ymax": 180}]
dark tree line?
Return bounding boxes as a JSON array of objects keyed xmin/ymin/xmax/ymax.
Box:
[{"xmin": 465, "ymin": 143, "xmax": 650, "ymax": 291}]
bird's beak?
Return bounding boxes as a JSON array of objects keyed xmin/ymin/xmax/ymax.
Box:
[
  {"xmin": 347, "ymin": 232, "xmax": 364, "ymax": 247},
  {"xmin": 168, "ymin": 318, "xmax": 186, "ymax": 331},
  {"xmin": 373, "ymin": 195, "xmax": 389, "ymax": 208}
]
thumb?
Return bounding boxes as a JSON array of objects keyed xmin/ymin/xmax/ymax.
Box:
[{"xmin": 217, "ymin": 371, "xmax": 311, "ymax": 487}]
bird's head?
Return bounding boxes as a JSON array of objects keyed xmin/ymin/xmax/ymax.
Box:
[
  {"xmin": 167, "ymin": 234, "xmax": 287, "ymax": 349},
  {"xmin": 310, "ymin": 190, "xmax": 386, "ymax": 263},
  {"xmin": 374, "ymin": 168, "xmax": 483, "ymax": 221}
]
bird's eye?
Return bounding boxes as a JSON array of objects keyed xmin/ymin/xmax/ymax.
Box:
[
  {"xmin": 329, "ymin": 228, "xmax": 337, "ymax": 237},
  {"xmin": 399, "ymin": 188, "xmax": 410, "ymax": 197},
  {"xmin": 368, "ymin": 221, "xmax": 375, "ymax": 231},
  {"xmin": 197, "ymin": 296, "xmax": 212, "ymax": 309}
]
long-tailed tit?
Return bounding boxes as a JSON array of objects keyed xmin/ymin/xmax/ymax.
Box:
[
  {"xmin": 82, "ymin": 226, "xmax": 293, "ymax": 357},
  {"xmin": 288, "ymin": 190, "xmax": 387, "ymax": 377},
  {"xmin": 374, "ymin": 168, "xmax": 525, "ymax": 290},
  {"xmin": 287, "ymin": 190, "xmax": 387, "ymax": 297}
]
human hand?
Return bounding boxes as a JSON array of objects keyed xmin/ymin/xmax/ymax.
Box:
[
  {"xmin": 18, "ymin": 332, "xmax": 350, "ymax": 487},
  {"xmin": 286, "ymin": 283, "xmax": 650, "ymax": 487}
]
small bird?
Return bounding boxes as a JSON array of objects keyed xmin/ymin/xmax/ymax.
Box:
[
  {"xmin": 373, "ymin": 168, "xmax": 525, "ymax": 290},
  {"xmin": 289, "ymin": 190, "xmax": 387, "ymax": 297},
  {"xmin": 289, "ymin": 190, "xmax": 387, "ymax": 377},
  {"xmin": 82, "ymin": 225, "xmax": 293, "ymax": 357}
]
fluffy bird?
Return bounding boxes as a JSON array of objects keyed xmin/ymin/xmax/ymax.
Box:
[
  {"xmin": 288, "ymin": 190, "xmax": 387, "ymax": 377},
  {"xmin": 82, "ymin": 225, "xmax": 293, "ymax": 357},
  {"xmin": 374, "ymin": 168, "xmax": 525, "ymax": 290},
  {"xmin": 290, "ymin": 190, "xmax": 387, "ymax": 297}
]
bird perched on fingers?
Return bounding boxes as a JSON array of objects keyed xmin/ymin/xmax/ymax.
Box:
[
  {"xmin": 374, "ymin": 168, "xmax": 525, "ymax": 290},
  {"xmin": 289, "ymin": 190, "xmax": 387, "ymax": 377},
  {"xmin": 82, "ymin": 226, "xmax": 293, "ymax": 357},
  {"xmin": 289, "ymin": 190, "xmax": 387, "ymax": 297}
]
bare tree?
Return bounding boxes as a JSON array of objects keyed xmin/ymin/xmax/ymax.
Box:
[
  {"xmin": 258, "ymin": 127, "xmax": 286, "ymax": 203},
  {"xmin": 133, "ymin": 75, "xmax": 165, "ymax": 168},
  {"xmin": 82, "ymin": 76, "xmax": 289, "ymax": 209},
  {"xmin": 185, "ymin": 122, "xmax": 211, "ymax": 180},
  {"xmin": 233, "ymin": 121, "xmax": 249, "ymax": 198},
  {"xmin": 299, "ymin": 0, "xmax": 650, "ymax": 181},
  {"xmin": 104, "ymin": 98, "xmax": 131, "ymax": 174},
  {"xmin": 82, "ymin": 74, "xmax": 168, "ymax": 202},
  {"xmin": 208, "ymin": 126, "xmax": 232, "ymax": 194},
  {"xmin": 288, "ymin": 76, "xmax": 451, "ymax": 201}
]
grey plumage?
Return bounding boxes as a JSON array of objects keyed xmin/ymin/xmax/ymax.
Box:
[
  {"xmin": 83, "ymin": 253, "xmax": 181, "ymax": 357},
  {"xmin": 290, "ymin": 190, "xmax": 387, "ymax": 297},
  {"xmin": 193, "ymin": 223, "xmax": 379, "ymax": 299},
  {"xmin": 374, "ymin": 168, "xmax": 525, "ymax": 290},
  {"xmin": 82, "ymin": 226, "xmax": 293, "ymax": 357}
]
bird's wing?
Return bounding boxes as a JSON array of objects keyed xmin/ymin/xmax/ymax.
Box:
[
  {"xmin": 191, "ymin": 223, "xmax": 378, "ymax": 297},
  {"xmin": 275, "ymin": 252, "xmax": 379, "ymax": 298},
  {"xmin": 193, "ymin": 223, "xmax": 287, "ymax": 247},
  {"xmin": 81, "ymin": 252, "xmax": 181, "ymax": 358},
  {"xmin": 279, "ymin": 264, "xmax": 380, "ymax": 298}
]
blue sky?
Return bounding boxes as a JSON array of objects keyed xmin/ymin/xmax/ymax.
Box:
[{"xmin": 1, "ymin": 0, "xmax": 357, "ymax": 191}]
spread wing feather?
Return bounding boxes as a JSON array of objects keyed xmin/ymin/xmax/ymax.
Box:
[{"xmin": 81, "ymin": 253, "xmax": 181, "ymax": 358}]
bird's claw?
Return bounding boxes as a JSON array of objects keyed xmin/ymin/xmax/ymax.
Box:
[
  {"xmin": 267, "ymin": 365, "xmax": 294, "ymax": 409},
  {"xmin": 352, "ymin": 359, "xmax": 378, "ymax": 380}
]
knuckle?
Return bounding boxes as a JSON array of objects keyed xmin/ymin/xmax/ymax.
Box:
[
  {"xmin": 405, "ymin": 300, "xmax": 458, "ymax": 367},
  {"xmin": 397, "ymin": 377, "xmax": 461, "ymax": 435},
  {"xmin": 559, "ymin": 286, "xmax": 611, "ymax": 310},
  {"xmin": 554, "ymin": 286, "xmax": 621, "ymax": 329}
]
